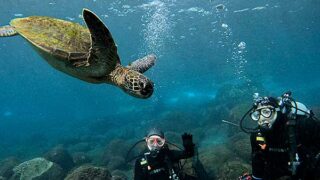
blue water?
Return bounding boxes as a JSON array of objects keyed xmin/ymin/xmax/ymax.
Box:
[{"xmin": 0, "ymin": 0, "xmax": 319, "ymax": 174}]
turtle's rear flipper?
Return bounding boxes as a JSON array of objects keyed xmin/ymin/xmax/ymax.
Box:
[
  {"xmin": 127, "ymin": 54, "xmax": 156, "ymax": 73},
  {"xmin": 0, "ymin": 25, "xmax": 17, "ymax": 37}
]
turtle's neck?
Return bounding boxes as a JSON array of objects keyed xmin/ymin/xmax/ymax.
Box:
[{"xmin": 109, "ymin": 65, "xmax": 127, "ymax": 86}]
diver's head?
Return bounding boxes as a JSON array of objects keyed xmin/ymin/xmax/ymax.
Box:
[
  {"xmin": 123, "ymin": 70, "xmax": 154, "ymax": 99},
  {"xmin": 145, "ymin": 128, "xmax": 165, "ymax": 152},
  {"xmin": 250, "ymin": 96, "xmax": 281, "ymax": 131}
]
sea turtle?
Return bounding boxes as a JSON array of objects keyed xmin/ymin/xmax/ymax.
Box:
[{"xmin": 0, "ymin": 9, "xmax": 156, "ymax": 99}]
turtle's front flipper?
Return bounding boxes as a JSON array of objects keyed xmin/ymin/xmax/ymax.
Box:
[
  {"xmin": 0, "ymin": 25, "xmax": 17, "ymax": 37},
  {"xmin": 127, "ymin": 54, "xmax": 157, "ymax": 73},
  {"xmin": 83, "ymin": 9, "xmax": 120, "ymax": 74}
]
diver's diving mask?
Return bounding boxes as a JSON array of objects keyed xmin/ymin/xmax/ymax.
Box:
[
  {"xmin": 251, "ymin": 105, "xmax": 280, "ymax": 129},
  {"xmin": 250, "ymin": 106, "xmax": 278, "ymax": 121},
  {"xmin": 146, "ymin": 135, "xmax": 165, "ymax": 151}
]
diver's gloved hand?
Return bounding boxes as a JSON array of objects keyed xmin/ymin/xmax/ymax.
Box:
[{"xmin": 182, "ymin": 133, "xmax": 195, "ymax": 150}]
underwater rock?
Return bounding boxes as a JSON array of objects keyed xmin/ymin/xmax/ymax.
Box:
[
  {"xmin": 198, "ymin": 141, "xmax": 252, "ymax": 179},
  {"xmin": 217, "ymin": 160, "xmax": 251, "ymax": 179},
  {"xmin": 111, "ymin": 170, "xmax": 128, "ymax": 180},
  {"xmin": 198, "ymin": 145, "xmax": 234, "ymax": 178},
  {"xmin": 102, "ymin": 139, "xmax": 130, "ymax": 165},
  {"xmin": 107, "ymin": 156, "xmax": 126, "ymax": 171},
  {"xmin": 227, "ymin": 133, "xmax": 251, "ymax": 162},
  {"xmin": 174, "ymin": 158, "xmax": 197, "ymax": 178},
  {"xmin": 226, "ymin": 103, "xmax": 255, "ymax": 137},
  {"xmin": 201, "ymin": 125, "xmax": 228, "ymax": 147},
  {"xmin": 72, "ymin": 152, "xmax": 92, "ymax": 166},
  {"xmin": 44, "ymin": 145, "xmax": 75, "ymax": 172},
  {"xmin": 228, "ymin": 103, "xmax": 251, "ymax": 122},
  {"xmin": 10, "ymin": 157, "xmax": 64, "ymax": 180},
  {"xmin": 0, "ymin": 157, "xmax": 19, "ymax": 179},
  {"xmin": 64, "ymin": 165, "xmax": 112, "ymax": 180},
  {"xmin": 111, "ymin": 176, "xmax": 126, "ymax": 180},
  {"xmin": 196, "ymin": 130, "xmax": 253, "ymax": 179},
  {"xmin": 202, "ymin": 104, "xmax": 230, "ymax": 125}
]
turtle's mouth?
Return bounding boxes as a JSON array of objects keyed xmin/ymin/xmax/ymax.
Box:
[{"xmin": 141, "ymin": 81, "xmax": 154, "ymax": 98}]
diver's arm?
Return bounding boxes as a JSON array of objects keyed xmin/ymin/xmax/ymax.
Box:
[
  {"xmin": 170, "ymin": 148, "xmax": 194, "ymax": 161},
  {"xmin": 134, "ymin": 158, "xmax": 147, "ymax": 180},
  {"xmin": 251, "ymin": 133, "xmax": 265, "ymax": 179}
]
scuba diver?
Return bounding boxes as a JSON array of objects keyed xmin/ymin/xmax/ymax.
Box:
[
  {"xmin": 130, "ymin": 128, "xmax": 198, "ymax": 180},
  {"xmin": 239, "ymin": 91, "xmax": 320, "ymax": 180}
]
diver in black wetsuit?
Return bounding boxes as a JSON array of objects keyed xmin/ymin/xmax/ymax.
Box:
[
  {"xmin": 239, "ymin": 92, "xmax": 320, "ymax": 180},
  {"xmin": 134, "ymin": 128, "xmax": 196, "ymax": 180}
]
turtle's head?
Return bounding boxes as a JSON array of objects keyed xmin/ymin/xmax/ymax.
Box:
[{"xmin": 123, "ymin": 70, "xmax": 154, "ymax": 99}]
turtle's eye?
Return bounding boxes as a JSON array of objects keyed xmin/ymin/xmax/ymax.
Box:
[{"xmin": 139, "ymin": 82, "xmax": 145, "ymax": 88}]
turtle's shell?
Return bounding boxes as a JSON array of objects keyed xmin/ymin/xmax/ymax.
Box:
[{"xmin": 11, "ymin": 16, "xmax": 91, "ymax": 54}]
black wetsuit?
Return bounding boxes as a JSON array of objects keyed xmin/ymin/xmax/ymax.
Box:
[
  {"xmin": 251, "ymin": 115, "xmax": 320, "ymax": 180},
  {"xmin": 134, "ymin": 145, "xmax": 195, "ymax": 180}
]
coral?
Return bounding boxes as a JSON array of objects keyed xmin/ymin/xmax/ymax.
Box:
[
  {"xmin": 64, "ymin": 165, "xmax": 112, "ymax": 180},
  {"xmin": 10, "ymin": 157, "xmax": 64, "ymax": 180}
]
